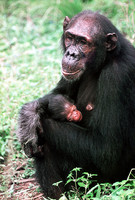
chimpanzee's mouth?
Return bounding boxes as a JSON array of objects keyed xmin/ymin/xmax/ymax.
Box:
[{"xmin": 62, "ymin": 69, "xmax": 82, "ymax": 76}]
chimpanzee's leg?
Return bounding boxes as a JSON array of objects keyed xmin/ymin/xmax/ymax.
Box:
[{"xmin": 34, "ymin": 144, "xmax": 65, "ymax": 199}]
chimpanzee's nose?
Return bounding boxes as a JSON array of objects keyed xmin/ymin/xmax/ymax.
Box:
[{"xmin": 66, "ymin": 46, "xmax": 79, "ymax": 59}]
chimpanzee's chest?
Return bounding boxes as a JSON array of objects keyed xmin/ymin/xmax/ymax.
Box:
[{"xmin": 75, "ymin": 80, "xmax": 97, "ymax": 126}]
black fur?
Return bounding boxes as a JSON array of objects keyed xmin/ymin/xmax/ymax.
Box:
[{"xmin": 17, "ymin": 10, "xmax": 135, "ymax": 199}]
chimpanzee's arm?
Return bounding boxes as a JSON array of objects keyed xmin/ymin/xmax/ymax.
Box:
[
  {"xmin": 17, "ymin": 78, "xmax": 81, "ymax": 157},
  {"xmin": 42, "ymin": 118, "xmax": 121, "ymax": 174}
]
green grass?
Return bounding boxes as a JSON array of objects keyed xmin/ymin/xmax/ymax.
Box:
[
  {"xmin": 0, "ymin": 0, "xmax": 63, "ymax": 156},
  {"xmin": 0, "ymin": 0, "xmax": 135, "ymax": 199}
]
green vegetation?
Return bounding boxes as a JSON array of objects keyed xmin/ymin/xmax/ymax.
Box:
[
  {"xmin": 0, "ymin": 0, "xmax": 63, "ymax": 157},
  {"xmin": 0, "ymin": 0, "xmax": 135, "ymax": 199},
  {"xmin": 58, "ymin": 168, "xmax": 135, "ymax": 199}
]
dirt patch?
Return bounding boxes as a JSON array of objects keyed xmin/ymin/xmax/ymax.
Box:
[{"xmin": 0, "ymin": 158, "xmax": 45, "ymax": 200}]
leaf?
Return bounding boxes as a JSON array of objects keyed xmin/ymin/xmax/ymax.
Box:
[
  {"xmin": 87, "ymin": 184, "xmax": 99, "ymax": 194},
  {"xmin": 72, "ymin": 167, "xmax": 82, "ymax": 172},
  {"xmin": 59, "ymin": 196, "xmax": 68, "ymax": 200},
  {"xmin": 95, "ymin": 184, "xmax": 101, "ymax": 198},
  {"xmin": 53, "ymin": 180, "xmax": 63, "ymax": 186},
  {"xmin": 77, "ymin": 182, "xmax": 86, "ymax": 188},
  {"xmin": 65, "ymin": 179, "xmax": 73, "ymax": 185}
]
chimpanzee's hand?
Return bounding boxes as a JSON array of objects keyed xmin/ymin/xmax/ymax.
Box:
[{"xmin": 17, "ymin": 100, "xmax": 45, "ymax": 157}]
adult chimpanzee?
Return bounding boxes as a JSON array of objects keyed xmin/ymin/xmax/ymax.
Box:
[{"xmin": 17, "ymin": 10, "xmax": 135, "ymax": 199}]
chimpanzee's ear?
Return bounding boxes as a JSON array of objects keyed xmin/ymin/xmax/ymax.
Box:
[
  {"xmin": 63, "ymin": 16, "xmax": 71, "ymax": 31},
  {"xmin": 106, "ymin": 33, "xmax": 118, "ymax": 51}
]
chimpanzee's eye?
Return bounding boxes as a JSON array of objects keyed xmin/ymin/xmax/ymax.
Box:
[
  {"xmin": 65, "ymin": 34, "xmax": 73, "ymax": 47},
  {"xmin": 80, "ymin": 39, "xmax": 87, "ymax": 45},
  {"xmin": 67, "ymin": 35, "xmax": 72, "ymax": 40}
]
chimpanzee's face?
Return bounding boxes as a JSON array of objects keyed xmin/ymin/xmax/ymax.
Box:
[
  {"xmin": 62, "ymin": 16, "xmax": 117, "ymax": 81},
  {"xmin": 62, "ymin": 18, "xmax": 97, "ymax": 80}
]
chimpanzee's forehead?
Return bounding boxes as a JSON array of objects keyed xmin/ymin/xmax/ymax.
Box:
[{"xmin": 66, "ymin": 17, "xmax": 99, "ymax": 41}]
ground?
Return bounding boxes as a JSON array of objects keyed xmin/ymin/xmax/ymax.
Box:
[{"xmin": 0, "ymin": 158, "xmax": 45, "ymax": 200}]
